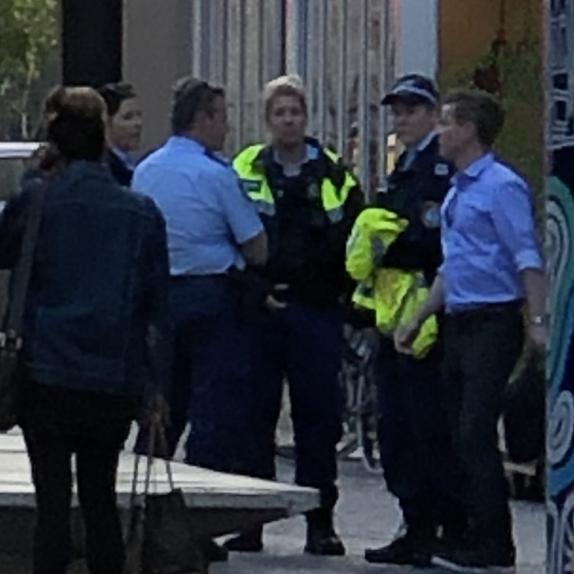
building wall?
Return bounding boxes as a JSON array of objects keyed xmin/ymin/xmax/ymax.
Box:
[
  {"xmin": 439, "ymin": 0, "xmax": 544, "ymax": 197},
  {"xmin": 396, "ymin": 0, "xmax": 438, "ymax": 78},
  {"xmin": 123, "ymin": 0, "xmax": 192, "ymax": 152}
]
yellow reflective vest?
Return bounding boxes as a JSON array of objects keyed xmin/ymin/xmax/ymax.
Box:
[
  {"xmin": 346, "ymin": 207, "xmax": 438, "ymax": 359},
  {"xmin": 233, "ymin": 144, "xmax": 357, "ymax": 222}
]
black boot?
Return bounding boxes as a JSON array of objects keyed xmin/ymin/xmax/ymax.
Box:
[
  {"xmin": 223, "ymin": 526, "xmax": 263, "ymax": 553},
  {"xmin": 432, "ymin": 514, "xmax": 515, "ymax": 572},
  {"xmin": 304, "ymin": 508, "xmax": 346, "ymax": 556},
  {"xmin": 203, "ymin": 538, "xmax": 229, "ymax": 563},
  {"xmin": 365, "ymin": 523, "xmax": 437, "ymax": 566}
]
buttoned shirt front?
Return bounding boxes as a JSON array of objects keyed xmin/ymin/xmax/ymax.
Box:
[
  {"xmin": 440, "ymin": 152, "xmax": 543, "ymax": 313},
  {"xmin": 133, "ymin": 136, "xmax": 263, "ymax": 276}
]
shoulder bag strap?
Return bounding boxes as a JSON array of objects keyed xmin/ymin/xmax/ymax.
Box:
[{"xmin": 4, "ymin": 183, "xmax": 46, "ymax": 340}]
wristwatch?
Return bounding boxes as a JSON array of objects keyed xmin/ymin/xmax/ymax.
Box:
[{"xmin": 529, "ymin": 314, "xmax": 546, "ymax": 326}]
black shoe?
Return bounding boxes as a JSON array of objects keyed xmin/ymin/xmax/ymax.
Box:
[
  {"xmin": 304, "ymin": 531, "xmax": 346, "ymax": 556},
  {"xmin": 364, "ymin": 533, "xmax": 434, "ymax": 567},
  {"xmin": 204, "ymin": 539, "xmax": 229, "ymax": 563},
  {"xmin": 223, "ymin": 527, "xmax": 264, "ymax": 553},
  {"xmin": 304, "ymin": 509, "xmax": 346, "ymax": 556},
  {"xmin": 432, "ymin": 543, "xmax": 516, "ymax": 573}
]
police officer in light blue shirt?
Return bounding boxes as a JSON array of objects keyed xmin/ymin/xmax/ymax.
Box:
[{"xmin": 133, "ymin": 77, "xmax": 267, "ymax": 482}]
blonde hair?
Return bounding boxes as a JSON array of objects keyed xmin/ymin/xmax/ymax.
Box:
[{"xmin": 262, "ymin": 74, "xmax": 307, "ymax": 119}]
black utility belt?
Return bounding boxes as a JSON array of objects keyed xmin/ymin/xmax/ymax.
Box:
[
  {"xmin": 446, "ymin": 300, "xmax": 523, "ymax": 322},
  {"xmin": 169, "ymin": 273, "xmax": 229, "ymax": 284}
]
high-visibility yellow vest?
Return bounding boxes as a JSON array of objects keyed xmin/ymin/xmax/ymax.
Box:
[
  {"xmin": 233, "ymin": 144, "xmax": 357, "ymax": 222},
  {"xmin": 346, "ymin": 207, "xmax": 438, "ymax": 359}
]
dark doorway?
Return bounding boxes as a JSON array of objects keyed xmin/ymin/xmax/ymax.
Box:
[{"xmin": 62, "ymin": 0, "xmax": 122, "ymax": 86}]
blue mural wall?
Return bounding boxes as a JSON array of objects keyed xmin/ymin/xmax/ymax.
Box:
[{"xmin": 548, "ymin": 1, "xmax": 574, "ymax": 571}]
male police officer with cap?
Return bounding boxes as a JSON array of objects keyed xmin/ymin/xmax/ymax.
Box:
[{"xmin": 364, "ymin": 74, "xmax": 464, "ymax": 566}]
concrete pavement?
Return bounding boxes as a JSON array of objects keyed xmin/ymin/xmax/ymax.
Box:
[{"xmin": 212, "ymin": 458, "xmax": 545, "ymax": 574}]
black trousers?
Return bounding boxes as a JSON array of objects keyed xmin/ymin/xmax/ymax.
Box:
[
  {"xmin": 375, "ymin": 334, "xmax": 462, "ymax": 533},
  {"xmin": 442, "ymin": 303, "xmax": 524, "ymax": 545},
  {"xmin": 20, "ymin": 382, "xmax": 136, "ymax": 574}
]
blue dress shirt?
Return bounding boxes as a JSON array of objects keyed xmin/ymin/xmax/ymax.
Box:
[
  {"xmin": 133, "ymin": 136, "xmax": 263, "ymax": 276},
  {"xmin": 440, "ymin": 152, "xmax": 543, "ymax": 313}
]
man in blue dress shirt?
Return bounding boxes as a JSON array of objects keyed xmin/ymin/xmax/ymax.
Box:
[
  {"xmin": 396, "ymin": 89, "xmax": 545, "ymax": 571},
  {"xmin": 133, "ymin": 77, "xmax": 267, "ymax": 476}
]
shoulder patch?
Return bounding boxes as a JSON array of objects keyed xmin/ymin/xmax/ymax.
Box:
[
  {"xmin": 240, "ymin": 179, "xmax": 262, "ymax": 196},
  {"xmin": 421, "ymin": 201, "xmax": 441, "ymax": 229}
]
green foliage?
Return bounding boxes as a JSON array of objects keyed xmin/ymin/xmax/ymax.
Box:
[
  {"xmin": 0, "ymin": 0, "xmax": 58, "ymax": 139},
  {"xmin": 440, "ymin": 40, "xmax": 544, "ymax": 205}
]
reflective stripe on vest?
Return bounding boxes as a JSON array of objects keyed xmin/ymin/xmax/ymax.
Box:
[{"xmin": 234, "ymin": 144, "xmax": 355, "ymax": 221}]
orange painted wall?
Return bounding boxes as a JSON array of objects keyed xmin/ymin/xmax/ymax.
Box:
[{"xmin": 438, "ymin": 0, "xmax": 544, "ymax": 197}]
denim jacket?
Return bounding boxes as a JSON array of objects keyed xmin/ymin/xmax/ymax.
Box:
[{"xmin": 0, "ymin": 161, "xmax": 171, "ymax": 397}]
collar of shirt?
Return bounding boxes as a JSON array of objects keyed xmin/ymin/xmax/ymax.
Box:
[
  {"xmin": 401, "ymin": 131, "xmax": 437, "ymax": 170},
  {"xmin": 166, "ymin": 135, "xmax": 206, "ymax": 155},
  {"xmin": 273, "ymin": 143, "xmax": 320, "ymax": 176},
  {"xmin": 414, "ymin": 130, "xmax": 437, "ymax": 153},
  {"xmin": 111, "ymin": 146, "xmax": 137, "ymax": 170},
  {"xmin": 452, "ymin": 152, "xmax": 495, "ymax": 189}
]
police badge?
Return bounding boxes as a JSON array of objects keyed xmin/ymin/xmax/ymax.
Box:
[{"xmin": 421, "ymin": 201, "xmax": 441, "ymax": 229}]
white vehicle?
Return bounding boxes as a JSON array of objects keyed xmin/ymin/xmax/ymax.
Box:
[{"xmin": 0, "ymin": 142, "xmax": 43, "ymax": 212}]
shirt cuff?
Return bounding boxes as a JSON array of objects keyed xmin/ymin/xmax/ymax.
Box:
[
  {"xmin": 515, "ymin": 249, "xmax": 544, "ymax": 272},
  {"xmin": 235, "ymin": 220, "xmax": 264, "ymax": 245}
]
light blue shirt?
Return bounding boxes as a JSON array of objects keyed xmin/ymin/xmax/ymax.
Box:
[
  {"xmin": 133, "ymin": 136, "xmax": 263, "ymax": 276},
  {"xmin": 439, "ymin": 152, "xmax": 543, "ymax": 313}
]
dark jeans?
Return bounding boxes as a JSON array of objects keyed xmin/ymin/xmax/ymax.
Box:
[
  {"xmin": 375, "ymin": 334, "xmax": 462, "ymax": 532},
  {"xmin": 20, "ymin": 381, "xmax": 136, "ymax": 574},
  {"xmin": 443, "ymin": 303, "xmax": 524, "ymax": 544}
]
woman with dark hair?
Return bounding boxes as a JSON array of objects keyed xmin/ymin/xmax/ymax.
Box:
[
  {"xmin": 97, "ymin": 82, "xmax": 143, "ymax": 185},
  {"xmin": 0, "ymin": 87, "xmax": 170, "ymax": 574}
]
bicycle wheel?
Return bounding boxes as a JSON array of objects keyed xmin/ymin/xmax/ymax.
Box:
[
  {"xmin": 336, "ymin": 362, "xmax": 359, "ymax": 458},
  {"xmin": 356, "ymin": 369, "xmax": 381, "ymax": 474}
]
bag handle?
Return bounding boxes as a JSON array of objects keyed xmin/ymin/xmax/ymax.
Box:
[
  {"xmin": 3, "ymin": 183, "xmax": 46, "ymax": 340},
  {"xmin": 130, "ymin": 420, "xmax": 175, "ymax": 507}
]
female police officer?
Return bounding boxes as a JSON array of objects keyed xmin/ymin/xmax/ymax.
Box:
[{"xmin": 229, "ymin": 75, "xmax": 362, "ymax": 555}]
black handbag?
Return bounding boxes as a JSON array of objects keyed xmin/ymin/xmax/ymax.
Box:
[
  {"xmin": 125, "ymin": 422, "xmax": 207, "ymax": 574},
  {"xmin": 503, "ymin": 353, "xmax": 545, "ymax": 464},
  {"xmin": 0, "ymin": 184, "xmax": 45, "ymax": 431}
]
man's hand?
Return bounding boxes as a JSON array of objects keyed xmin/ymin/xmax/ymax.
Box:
[
  {"xmin": 394, "ymin": 318, "xmax": 422, "ymax": 355},
  {"xmin": 265, "ymin": 284, "xmax": 289, "ymax": 311}
]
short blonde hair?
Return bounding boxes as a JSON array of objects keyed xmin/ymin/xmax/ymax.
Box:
[{"xmin": 263, "ymin": 74, "xmax": 307, "ymax": 119}]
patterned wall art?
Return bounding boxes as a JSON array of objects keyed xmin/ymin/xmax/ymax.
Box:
[{"xmin": 548, "ymin": 1, "xmax": 574, "ymax": 571}]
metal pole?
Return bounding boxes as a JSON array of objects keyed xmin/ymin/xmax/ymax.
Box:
[
  {"xmin": 317, "ymin": 0, "xmax": 328, "ymax": 142},
  {"xmin": 298, "ymin": 0, "xmax": 309, "ymax": 81},
  {"xmin": 359, "ymin": 0, "xmax": 370, "ymax": 197},
  {"xmin": 236, "ymin": 0, "xmax": 246, "ymax": 149},
  {"xmin": 221, "ymin": 0, "xmax": 229, "ymax": 87},
  {"xmin": 336, "ymin": 0, "xmax": 348, "ymax": 156},
  {"xmin": 190, "ymin": 0, "xmax": 202, "ymax": 77},
  {"xmin": 379, "ymin": 0, "xmax": 390, "ymax": 184},
  {"xmin": 200, "ymin": 0, "xmax": 210, "ymax": 78},
  {"xmin": 255, "ymin": 0, "xmax": 266, "ymax": 137}
]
